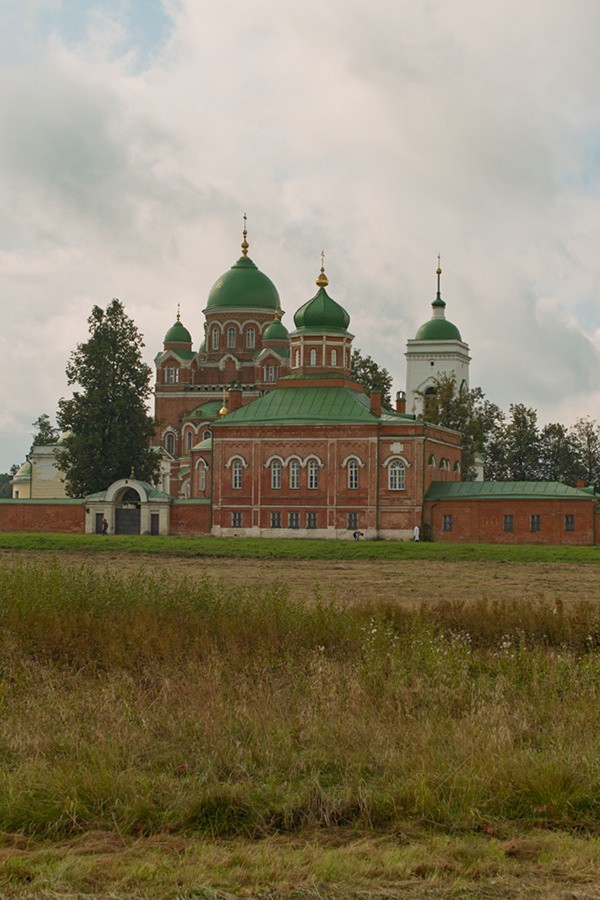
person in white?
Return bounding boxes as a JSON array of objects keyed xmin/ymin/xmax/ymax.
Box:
[{"xmin": 413, "ymin": 525, "xmax": 420, "ymax": 542}]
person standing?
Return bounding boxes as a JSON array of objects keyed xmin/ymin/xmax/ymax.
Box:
[{"xmin": 413, "ymin": 524, "xmax": 420, "ymax": 542}]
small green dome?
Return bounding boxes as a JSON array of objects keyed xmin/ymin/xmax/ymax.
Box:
[
  {"xmin": 415, "ymin": 318, "xmax": 462, "ymax": 341},
  {"xmin": 198, "ymin": 338, "xmax": 206, "ymax": 354},
  {"xmin": 263, "ymin": 316, "xmax": 289, "ymax": 342},
  {"xmin": 13, "ymin": 461, "xmax": 32, "ymax": 481},
  {"xmin": 164, "ymin": 319, "xmax": 192, "ymax": 344},
  {"xmin": 206, "ymin": 256, "xmax": 281, "ymax": 311},
  {"xmin": 293, "ymin": 287, "xmax": 350, "ymax": 333}
]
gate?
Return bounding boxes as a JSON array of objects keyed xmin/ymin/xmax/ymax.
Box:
[{"xmin": 115, "ymin": 507, "xmax": 141, "ymax": 535}]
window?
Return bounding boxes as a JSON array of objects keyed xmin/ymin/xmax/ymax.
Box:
[
  {"xmin": 348, "ymin": 512, "xmax": 358, "ymax": 530},
  {"xmin": 264, "ymin": 364, "xmax": 278, "ymax": 382},
  {"xmin": 227, "ymin": 327, "xmax": 236, "ymax": 349},
  {"xmin": 211, "ymin": 328, "xmax": 219, "ymax": 350},
  {"xmin": 271, "ymin": 511, "xmax": 281, "ymax": 528},
  {"xmin": 565, "ymin": 514, "xmax": 575, "ymax": 532},
  {"xmin": 307, "ymin": 512, "xmax": 317, "ymax": 529},
  {"xmin": 165, "ymin": 366, "xmax": 179, "ymax": 384},
  {"xmin": 185, "ymin": 430, "xmax": 193, "ymax": 451},
  {"xmin": 347, "ymin": 458, "xmax": 359, "ymax": 490},
  {"xmin": 232, "ymin": 459, "xmax": 243, "ymax": 490},
  {"xmin": 203, "ymin": 430, "xmax": 211, "ymax": 441},
  {"xmin": 428, "ymin": 454, "xmax": 436, "ymax": 468},
  {"xmin": 453, "ymin": 461, "xmax": 461, "ymax": 473},
  {"xmin": 271, "ymin": 459, "xmax": 282, "ymax": 489},
  {"xmin": 388, "ymin": 459, "xmax": 405, "ymax": 491},
  {"xmin": 331, "ymin": 348, "xmax": 338, "ymax": 367},
  {"xmin": 232, "ymin": 512, "xmax": 242, "ymax": 528},
  {"xmin": 294, "ymin": 349, "xmax": 300, "ymax": 367},
  {"xmin": 503, "ymin": 514, "xmax": 514, "ymax": 532},
  {"xmin": 309, "ymin": 348, "xmax": 317, "ymax": 366},
  {"xmin": 308, "ymin": 459, "xmax": 319, "ymax": 489},
  {"xmin": 246, "ymin": 327, "xmax": 255, "ymax": 349},
  {"xmin": 198, "ymin": 464, "xmax": 206, "ymax": 492},
  {"xmin": 289, "ymin": 459, "xmax": 300, "ymax": 489},
  {"xmin": 443, "ymin": 514, "xmax": 453, "ymax": 532},
  {"xmin": 530, "ymin": 514, "xmax": 541, "ymax": 532},
  {"xmin": 288, "ymin": 512, "xmax": 300, "ymax": 529},
  {"xmin": 166, "ymin": 433, "xmax": 175, "ymax": 455}
]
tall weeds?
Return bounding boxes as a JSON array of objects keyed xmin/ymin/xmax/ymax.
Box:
[{"xmin": 0, "ymin": 560, "xmax": 598, "ymax": 838}]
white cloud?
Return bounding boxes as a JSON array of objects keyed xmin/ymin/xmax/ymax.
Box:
[{"xmin": 0, "ymin": 0, "xmax": 599, "ymax": 468}]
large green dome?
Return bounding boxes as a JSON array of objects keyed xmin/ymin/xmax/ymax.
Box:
[
  {"xmin": 415, "ymin": 318, "xmax": 462, "ymax": 341},
  {"xmin": 293, "ymin": 287, "xmax": 350, "ymax": 333},
  {"xmin": 164, "ymin": 319, "xmax": 192, "ymax": 344},
  {"xmin": 206, "ymin": 256, "xmax": 281, "ymax": 311}
]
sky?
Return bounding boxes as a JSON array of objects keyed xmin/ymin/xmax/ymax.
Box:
[{"xmin": 1, "ymin": 0, "xmax": 599, "ymax": 470}]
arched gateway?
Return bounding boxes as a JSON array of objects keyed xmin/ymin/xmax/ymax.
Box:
[{"xmin": 85, "ymin": 478, "xmax": 171, "ymax": 535}]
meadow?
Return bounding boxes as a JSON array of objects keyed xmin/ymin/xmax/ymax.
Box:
[{"xmin": 0, "ymin": 557, "xmax": 598, "ymax": 896}]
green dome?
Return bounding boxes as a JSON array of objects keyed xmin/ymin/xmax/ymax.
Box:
[
  {"xmin": 206, "ymin": 256, "xmax": 281, "ymax": 311},
  {"xmin": 263, "ymin": 316, "xmax": 289, "ymax": 342},
  {"xmin": 415, "ymin": 318, "xmax": 462, "ymax": 341},
  {"xmin": 293, "ymin": 287, "xmax": 350, "ymax": 333},
  {"xmin": 164, "ymin": 319, "xmax": 192, "ymax": 344},
  {"xmin": 13, "ymin": 461, "xmax": 32, "ymax": 481}
]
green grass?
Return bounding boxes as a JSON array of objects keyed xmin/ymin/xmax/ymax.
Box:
[{"xmin": 0, "ymin": 530, "xmax": 599, "ymax": 562}]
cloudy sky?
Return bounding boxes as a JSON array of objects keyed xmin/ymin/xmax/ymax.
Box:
[{"xmin": 1, "ymin": 0, "xmax": 599, "ymax": 470}]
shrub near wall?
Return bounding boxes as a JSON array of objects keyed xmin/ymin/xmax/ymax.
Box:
[{"xmin": 0, "ymin": 501, "xmax": 85, "ymax": 534}]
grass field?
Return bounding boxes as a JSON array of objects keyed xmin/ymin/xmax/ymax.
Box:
[
  {"xmin": 1, "ymin": 530, "xmax": 600, "ymax": 562},
  {"xmin": 0, "ymin": 557, "xmax": 598, "ymax": 896}
]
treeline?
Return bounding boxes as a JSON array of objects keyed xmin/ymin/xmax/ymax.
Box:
[{"xmin": 423, "ymin": 374, "xmax": 600, "ymax": 489}]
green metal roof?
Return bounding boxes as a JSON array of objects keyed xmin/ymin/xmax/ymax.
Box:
[
  {"xmin": 263, "ymin": 317, "xmax": 289, "ymax": 342},
  {"xmin": 206, "ymin": 256, "xmax": 281, "ymax": 311},
  {"xmin": 415, "ymin": 318, "xmax": 462, "ymax": 341},
  {"xmin": 193, "ymin": 437, "xmax": 213, "ymax": 451},
  {"xmin": 426, "ymin": 481, "xmax": 597, "ymax": 501},
  {"xmin": 293, "ymin": 287, "xmax": 350, "ymax": 333},
  {"xmin": 164, "ymin": 319, "xmax": 192, "ymax": 345},
  {"xmin": 213, "ymin": 385, "xmax": 411, "ymax": 426},
  {"xmin": 186, "ymin": 401, "xmax": 222, "ymax": 419}
]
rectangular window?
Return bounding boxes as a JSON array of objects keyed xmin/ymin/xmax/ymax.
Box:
[
  {"xmin": 231, "ymin": 512, "xmax": 242, "ymax": 528},
  {"xmin": 264, "ymin": 364, "xmax": 279, "ymax": 382},
  {"xmin": 308, "ymin": 461, "xmax": 319, "ymax": 490},
  {"xmin": 503, "ymin": 514, "xmax": 514, "ymax": 532},
  {"xmin": 288, "ymin": 512, "xmax": 299, "ymax": 529},
  {"xmin": 307, "ymin": 512, "xmax": 317, "ymax": 529},
  {"xmin": 289, "ymin": 461, "xmax": 300, "ymax": 489},
  {"xmin": 442, "ymin": 514, "xmax": 453, "ymax": 532},
  {"xmin": 530, "ymin": 514, "xmax": 541, "ymax": 532},
  {"xmin": 348, "ymin": 512, "xmax": 358, "ymax": 530},
  {"xmin": 165, "ymin": 366, "xmax": 179, "ymax": 384},
  {"xmin": 270, "ymin": 512, "xmax": 281, "ymax": 529},
  {"xmin": 565, "ymin": 514, "xmax": 575, "ymax": 532}
]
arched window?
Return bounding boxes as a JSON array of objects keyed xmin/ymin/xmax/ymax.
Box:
[
  {"xmin": 309, "ymin": 348, "xmax": 317, "ymax": 366},
  {"xmin": 203, "ymin": 430, "xmax": 211, "ymax": 441},
  {"xmin": 186, "ymin": 430, "xmax": 193, "ymax": 451},
  {"xmin": 453, "ymin": 461, "xmax": 461, "ymax": 473},
  {"xmin": 308, "ymin": 459, "xmax": 319, "ymax": 489},
  {"xmin": 232, "ymin": 459, "xmax": 243, "ymax": 490},
  {"xmin": 166, "ymin": 433, "xmax": 175, "ymax": 456},
  {"xmin": 271, "ymin": 459, "xmax": 282, "ymax": 490},
  {"xmin": 198, "ymin": 464, "xmax": 206, "ymax": 492},
  {"xmin": 294, "ymin": 349, "xmax": 300, "ymax": 367},
  {"xmin": 227, "ymin": 327, "xmax": 236, "ymax": 349},
  {"xmin": 428, "ymin": 454, "xmax": 436, "ymax": 468},
  {"xmin": 331, "ymin": 348, "xmax": 338, "ymax": 367},
  {"xmin": 388, "ymin": 460, "xmax": 405, "ymax": 491},
  {"xmin": 347, "ymin": 458, "xmax": 359, "ymax": 490},
  {"xmin": 246, "ymin": 327, "xmax": 255, "ymax": 349},
  {"xmin": 211, "ymin": 327, "xmax": 219, "ymax": 350},
  {"xmin": 289, "ymin": 459, "xmax": 300, "ymax": 490}
]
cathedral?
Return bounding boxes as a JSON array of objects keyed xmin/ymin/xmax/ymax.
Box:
[{"xmin": 5, "ymin": 222, "xmax": 598, "ymax": 544}]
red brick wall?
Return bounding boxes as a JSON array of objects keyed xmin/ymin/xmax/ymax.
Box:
[
  {"xmin": 424, "ymin": 498, "xmax": 597, "ymax": 545},
  {"xmin": 0, "ymin": 502, "xmax": 85, "ymax": 533},
  {"xmin": 169, "ymin": 502, "xmax": 211, "ymax": 535}
]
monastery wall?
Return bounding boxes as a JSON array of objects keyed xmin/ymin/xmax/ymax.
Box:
[
  {"xmin": 0, "ymin": 500, "xmax": 85, "ymax": 533},
  {"xmin": 169, "ymin": 500, "xmax": 211, "ymax": 535}
]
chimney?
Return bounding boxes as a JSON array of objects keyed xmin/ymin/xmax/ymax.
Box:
[
  {"xmin": 396, "ymin": 390, "xmax": 406, "ymax": 414},
  {"xmin": 370, "ymin": 391, "xmax": 382, "ymax": 417},
  {"xmin": 576, "ymin": 479, "xmax": 585, "ymax": 488},
  {"xmin": 228, "ymin": 388, "xmax": 243, "ymax": 412}
]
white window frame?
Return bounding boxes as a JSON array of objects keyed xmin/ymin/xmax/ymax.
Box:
[
  {"xmin": 308, "ymin": 459, "xmax": 319, "ymax": 490},
  {"xmin": 211, "ymin": 328, "xmax": 219, "ymax": 350},
  {"xmin": 347, "ymin": 458, "xmax": 359, "ymax": 490},
  {"xmin": 331, "ymin": 348, "xmax": 338, "ymax": 367},
  {"xmin": 227, "ymin": 327, "xmax": 236, "ymax": 349},
  {"xmin": 289, "ymin": 459, "xmax": 300, "ymax": 490},
  {"xmin": 198, "ymin": 463, "xmax": 206, "ymax": 492},
  {"xmin": 309, "ymin": 348, "xmax": 317, "ymax": 366},
  {"xmin": 232, "ymin": 459, "xmax": 243, "ymax": 490},
  {"xmin": 166, "ymin": 432, "xmax": 175, "ymax": 456},
  {"xmin": 388, "ymin": 459, "xmax": 405, "ymax": 491},
  {"xmin": 246, "ymin": 327, "xmax": 255, "ymax": 349},
  {"xmin": 271, "ymin": 459, "xmax": 282, "ymax": 490},
  {"xmin": 165, "ymin": 366, "xmax": 179, "ymax": 384}
]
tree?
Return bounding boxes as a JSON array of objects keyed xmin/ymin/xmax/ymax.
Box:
[
  {"xmin": 571, "ymin": 417, "xmax": 600, "ymax": 490},
  {"xmin": 57, "ymin": 300, "xmax": 160, "ymax": 497},
  {"xmin": 538, "ymin": 422, "xmax": 582, "ymax": 485},
  {"xmin": 486, "ymin": 404, "xmax": 542, "ymax": 481},
  {"xmin": 30, "ymin": 414, "xmax": 59, "ymax": 452},
  {"xmin": 351, "ymin": 348, "xmax": 393, "ymax": 409},
  {"xmin": 418, "ymin": 373, "xmax": 504, "ymax": 479}
]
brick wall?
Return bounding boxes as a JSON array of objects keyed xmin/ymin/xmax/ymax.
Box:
[
  {"xmin": 0, "ymin": 501, "xmax": 85, "ymax": 533},
  {"xmin": 424, "ymin": 498, "xmax": 597, "ymax": 545},
  {"xmin": 169, "ymin": 501, "xmax": 211, "ymax": 535}
]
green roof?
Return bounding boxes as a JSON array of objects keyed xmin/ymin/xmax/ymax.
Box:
[
  {"xmin": 12, "ymin": 461, "xmax": 32, "ymax": 481},
  {"xmin": 415, "ymin": 318, "xmax": 462, "ymax": 341},
  {"xmin": 213, "ymin": 385, "xmax": 410, "ymax": 426},
  {"xmin": 193, "ymin": 436, "xmax": 213, "ymax": 451},
  {"xmin": 164, "ymin": 319, "xmax": 192, "ymax": 345},
  {"xmin": 263, "ymin": 317, "xmax": 289, "ymax": 342},
  {"xmin": 206, "ymin": 256, "xmax": 281, "ymax": 311},
  {"xmin": 293, "ymin": 287, "xmax": 350, "ymax": 334},
  {"xmin": 185, "ymin": 401, "xmax": 223, "ymax": 419},
  {"xmin": 426, "ymin": 481, "xmax": 597, "ymax": 501}
]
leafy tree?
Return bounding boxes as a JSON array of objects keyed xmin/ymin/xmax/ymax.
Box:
[
  {"xmin": 538, "ymin": 422, "xmax": 582, "ymax": 485},
  {"xmin": 351, "ymin": 348, "xmax": 393, "ymax": 409},
  {"xmin": 486, "ymin": 404, "xmax": 542, "ymax": 481},
  {"xmin": 571, "ymin": 417, "xmax": 600, "ymax": 490},
  {"xmin": 0, "ymin": 472, "xmax": 14, "ymax": 499},
  {"xmin": 57, "ymin": 299, "xmax": 160, "ymax": 497},
  {"xmin": 30, "ymin": 414, "xmax": 59, "ymax": 452},
  {"xmin": 418, "ymin": 373, "xmax": 504, "ymax": 479}
]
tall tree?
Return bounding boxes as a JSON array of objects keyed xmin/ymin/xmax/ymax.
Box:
[
  {"xmin": 493, "ymin": 404, "xmax": 541, "ymax": 481},
  {"xmin": 57, "ymin": 300, "xmax": 160, "ymax": 497},
  {"xmin": 538, "ymin": 422, "xmax": 582, "ymax": 485},
  {"xmin": 351, "ymin": 348, "xmax": 393, "ymax": 410},
  {"xmin": 30, "ymin": 414, "xmax": 59, "ymax": 452},
  {"xmin": 571, "ymin": 417, "xmax": 600, "ymax": 490}
]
